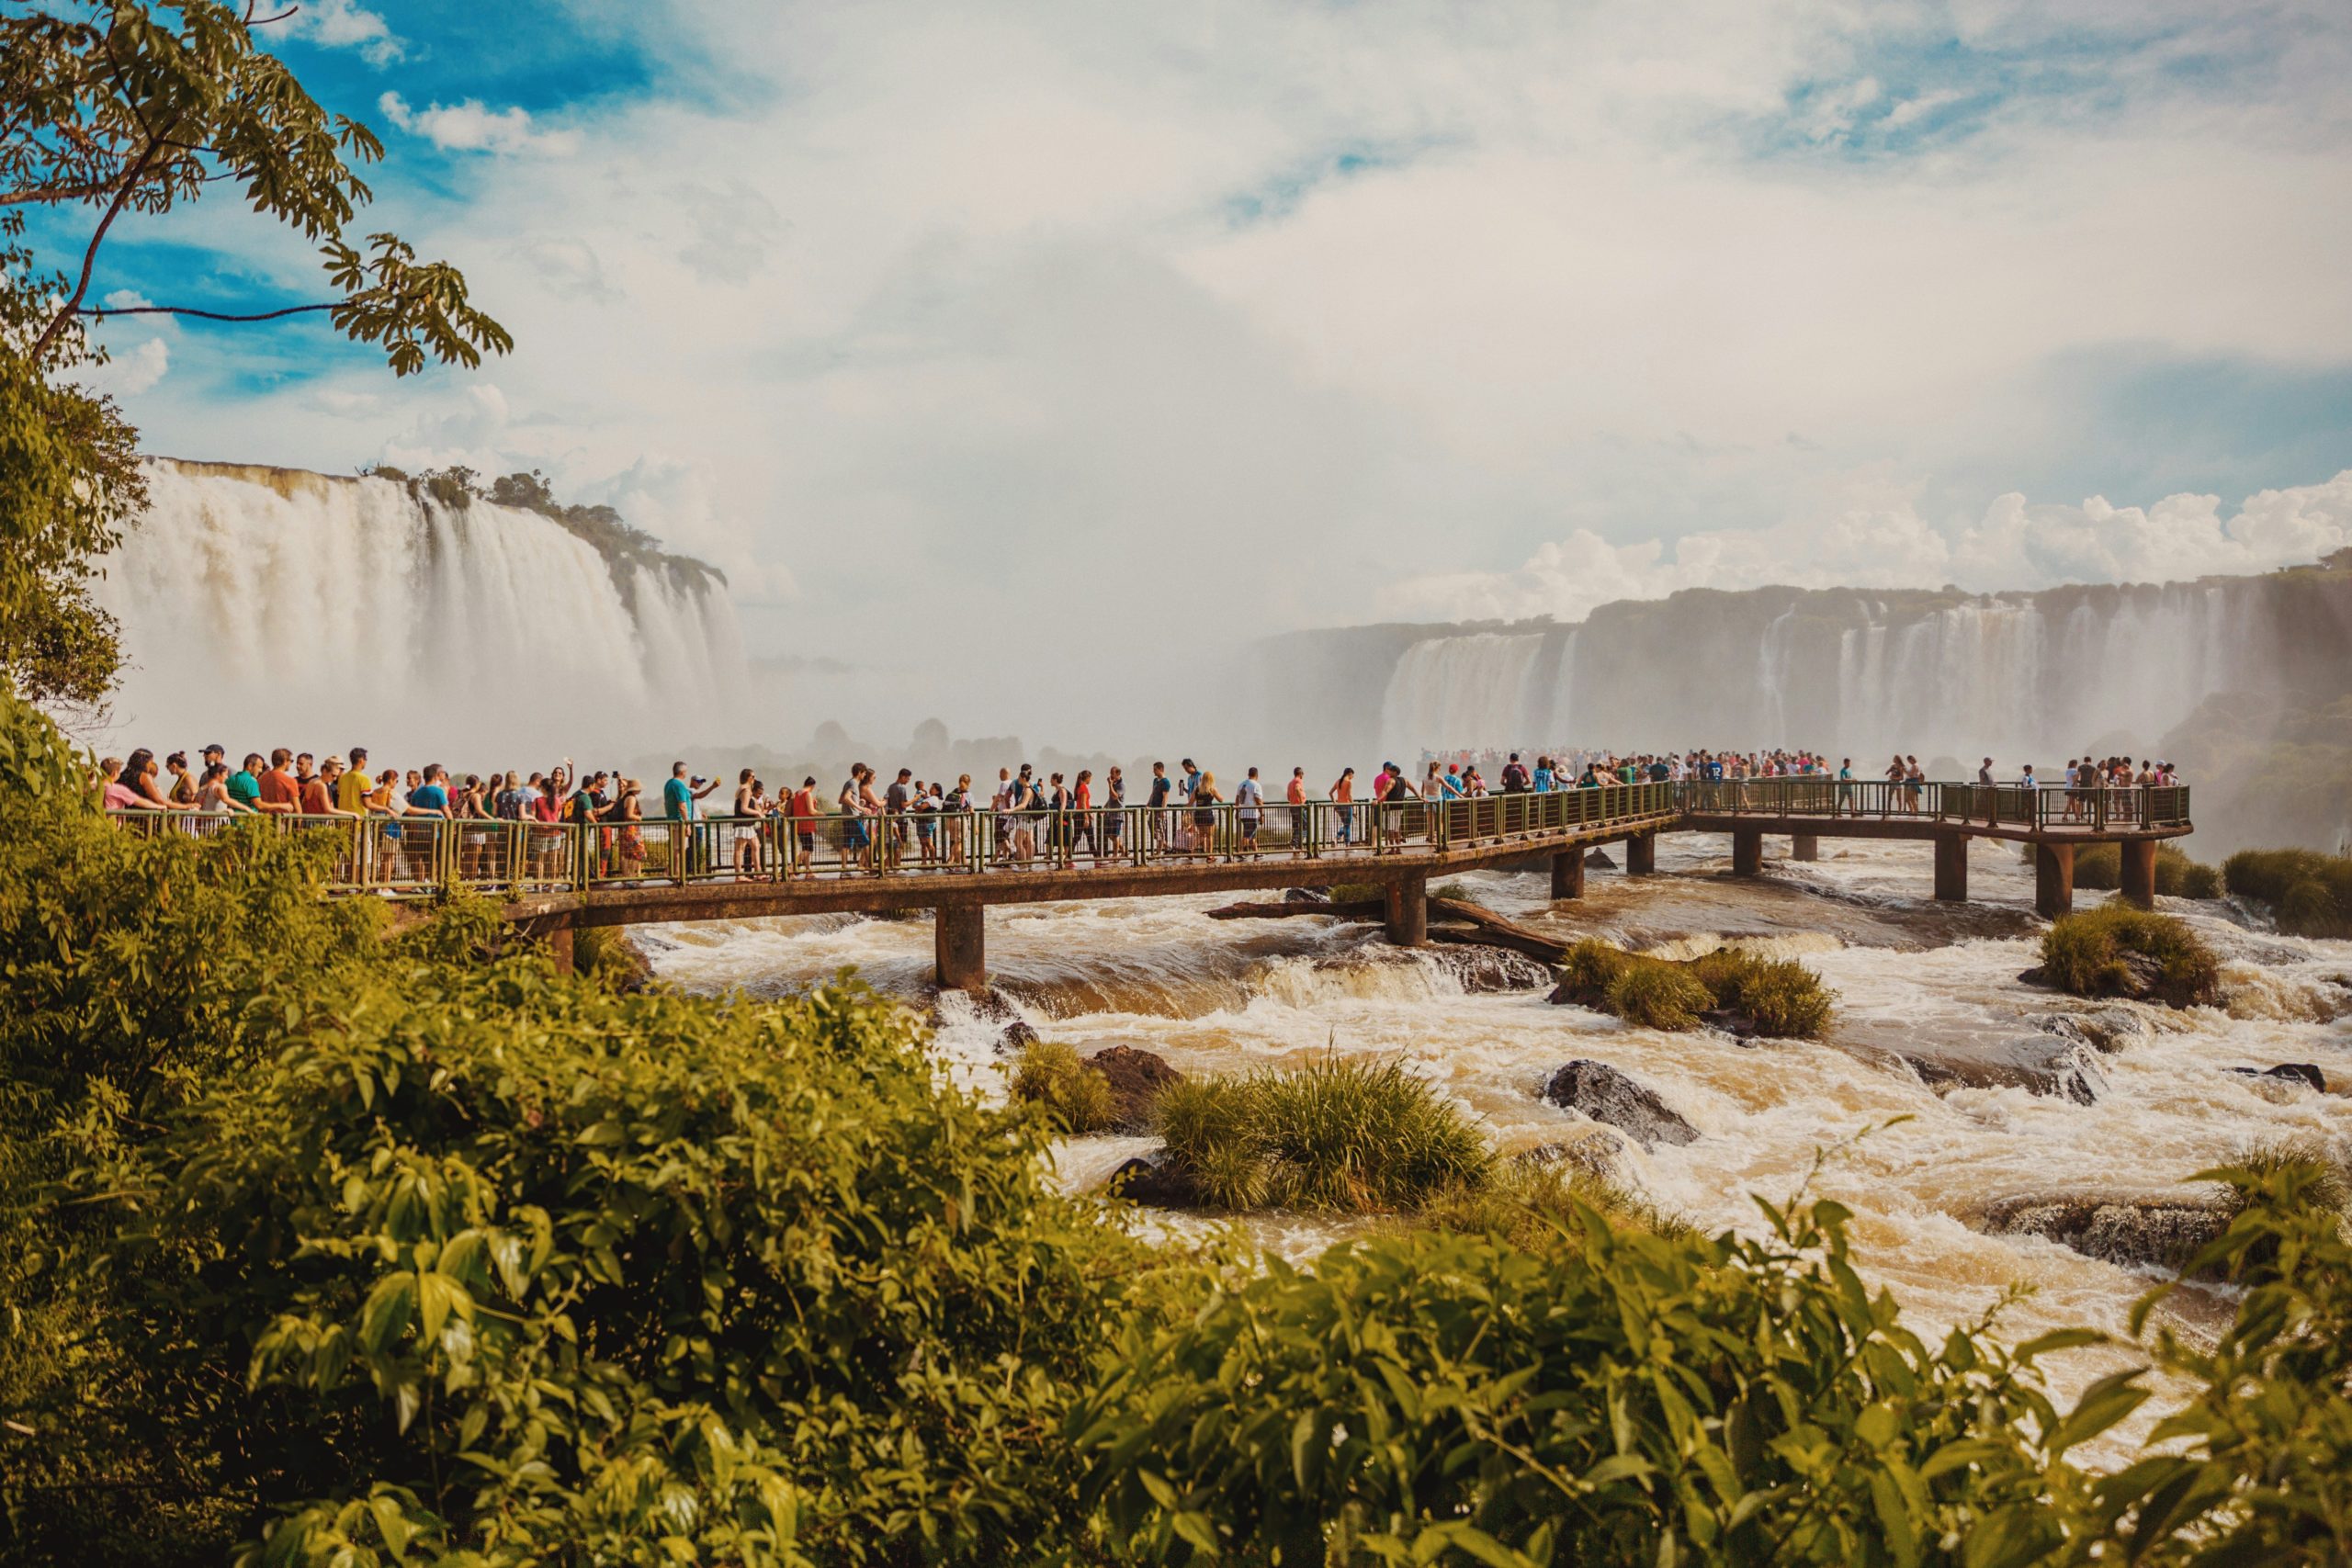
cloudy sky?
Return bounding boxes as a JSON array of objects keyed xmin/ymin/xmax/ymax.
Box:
[{"xmin": 75, "ymin": 0, "xmax": 2352, "ymax": 731}]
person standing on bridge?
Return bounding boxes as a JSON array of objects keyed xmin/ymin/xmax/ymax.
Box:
[
  {"xmin": 666, "ymin": 761, "xmax": 719, "ymax": 877},
  {"xmin": 1234, "ymin": 767, "xmax": 1263, "ymax": 859},
  {"xmin": 1101, "ymin": 766, "xmax": 1125, "ymax": 859},
  {"xmin": 1380, "ymin": 761, "xmax": 1419, "ymax": 849},
  {"xmin": 1286, "ymin": 767, "xmax": 1308, "ymax": 855},
  {"xmin": 1148, "ymin": 762, "xmax": 1172, "ymax": 852},
  {"xmin": 1331, "ymin": 766, "xmax": 1356, "ymax": 847},
  {"xmin": 1190, "ymin": 771, "xmax": 1224, "ymax": 860}
]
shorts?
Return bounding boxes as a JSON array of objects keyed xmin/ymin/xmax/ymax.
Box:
[
  {"xmin": 1193, "ymin": 810, "xmax": 1216, "ymax": 829},
  {"xmin": 846, "ymin": 820, "xmax": 870, "ymax": 848}
]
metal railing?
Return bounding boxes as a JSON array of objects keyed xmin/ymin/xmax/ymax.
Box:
[{"xmin": 96, "ymin": 775, "xmax": 2181, "ymax": 899}]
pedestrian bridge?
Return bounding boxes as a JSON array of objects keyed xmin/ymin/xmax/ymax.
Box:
[{"xmin": 111, "ymin": 779, "xmax": 2190, "ymax": 989}]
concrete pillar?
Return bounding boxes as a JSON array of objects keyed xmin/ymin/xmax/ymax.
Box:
[
  {"xmin": 547, "ymin": 924, "xmax": 575, "ymax": 975},
  {"xmin": 1624, "ymin": 832, "xmax": 1657, "ymax": 876},
  {"xmin": 934, "ymin": 904, "xmax": 987, "ymax": 992},
  {"xmin": 1384, "ymin": 872, "xmax": 1429, "ymax": 946},
  {"xmin": 2119, "ymin": 840, "xmax": 2158, "ymax": 909},
  {"xmin": 2034, "ymin": 843, "xmax": 2075, "ymax": 920},
  {"xmin": 1550, "ymin": 850, "xmax": 1585, "ymax": 901},
  {"xmin": 1731, "ymin": 829, "xmax": 1763, "ymax": 877},
  {"xmin": 1933, "ymin": 834, "xmax": 1969, "ymax": 903},
  {"xmin": 1791, "ymin": 834, "xmax": 1819, "ymax": 862}
]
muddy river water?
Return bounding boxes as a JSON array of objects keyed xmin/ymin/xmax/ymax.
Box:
[{"xmin": 643, "ymin": 831, "xmax": 2350, "ymax": 1447}]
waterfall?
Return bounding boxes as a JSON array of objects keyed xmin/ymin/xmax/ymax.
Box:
[
  {"xmin": 1375, "ymin": 633, "xmax": 1549, "ymax": 757},
  {"xmin": 1340, "ymin": 570, "xmax": 2349, "ymax": 769},
  {"xmin": 90, "ymin": 458, "xmax": 748, "ymax": 761}
]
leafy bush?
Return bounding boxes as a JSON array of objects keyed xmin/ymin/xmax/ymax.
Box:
[
  {"xmin": 2223, "ymin": 847, "xmax": 2352, "ymax": 937},
  {"xmin": 2067, "ymin": 843, "xmax": 2218, "ymax": 898},
  {"xmin": 1074, "ymin": 1194, "xmax": 2113, "ymax": 1565},
  {"xmin": 2040, "ymin": 906, "xmax": 2222, "ymax": 1009},
  {"xmin": 2177, "ymin": 858, "xmax": 2223, "ymax": 899},
  {"xmin": 94, "ymin": 967, "xmax": 1162, "ymax": 1566},
  {"xmin": 1154, "ymin": 1056, "xmax": 1492, "ymax": 1213},
  {"xmin": 1561, "ymin": 939, "xmax": 1834, "ymax": 1038},
  {"xmin": 1417, "ymin": 1152, "xmax": 1690, "ymax": 1247},
  {"xmin": 1605, "ymin": 959, "xmax": 1713, "ymax": 1030},
  {"xmin": 1011, "ymin": 1039, "xmax": 1120, "ymax": 1134}
]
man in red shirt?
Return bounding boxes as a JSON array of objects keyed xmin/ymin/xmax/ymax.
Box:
[{"xmin": 257, "ymin": 748, "xmax": 303, "ymax": 814}]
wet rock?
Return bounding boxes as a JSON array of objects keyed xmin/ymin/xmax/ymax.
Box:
[
  {"xmin": 1089, "ymin": 1045, "xmax": 1184, "ymax": 1131},
  {"xmin": 1540, "ymin": 1061, "xmax": 1698, "ymax": 1151},
  {"xmin": 1513, "ymin": 1130, "xmax": 1625, "ymax": 1176},
  {"xmin": 1428, "ymin": 944, "xmax": 1556, "ymax": 994},
  {"xmin": 1107, "ymin": 1152, "xmax": 1195, "ymax": 1207},
  {"xmin": 1699, "ymin": 1008, "xmax": 1760, "ymax": 1043},
  {"xmin": 998, "ymin": 1020, "xmax": 1041, "ymax": 1053},
  {"xmin": 1584, "ymin": 848, "xmax": 1618, "ymax": 869},
  {"xmin": 1904, "ymin": 1037, "xmax": 2107, "ymax": 1105},
  {"xmin": 2035, "ymin": 1007, "xmax": 2148, "ymax": 1055},
  {"xmin": 2226, "ymin": 1062, "xmax": 2327, "ymax": 1092},
  {"xmin": 1980, "ymin": 1194, "xmax": 2233, "ymax": 1273},
  {"xmin": 1283, "ymin": 886, "xmax": 1331, "ymax": 904}
]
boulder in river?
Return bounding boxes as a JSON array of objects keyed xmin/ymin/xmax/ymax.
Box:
[
  {"xmin": 1106, "ymin": 1152, "xmax": 1195, "ymax": 1208},
  {"xmin": 1427, "ymin": 943, "xmax": 1557, "ymax": 994},
  {"xmin": 998, "ymin": 1020, "xmax": 1041, "ymax": 1053},
  {"xmin": 1540, "ymin": 1061, "xmax": 1698, "ymax": 1150},
  {"xmin": 1979, "ymin": 1194, "xmax": 2233, "ymax": 1272},
  {"xmin": 2226, "ymin": 1062, "xmax": 2327, "ymax": 1092},
  {"xmin": 1901, "ymin": 1035, "xmax": 2107, "ymax": 1105},
  {"xmin": 1283, "ymin": 886, "xmax": 1331, "ymax": 904},
  {"xmin": 1513, "ymin": 1130, "xmax": 1626, "ymax": 1176},
  {"xmin": 1089, "ymin": 1045, "xmax": 1184, "ymax": 1131},
  {"xmin": 2036, "ymin": 1007, "xmax": 2148, "ymax": 1055},
  {"xmin": 1584, "ymin": 848, "xmax": 1618, "ymax": 869}
]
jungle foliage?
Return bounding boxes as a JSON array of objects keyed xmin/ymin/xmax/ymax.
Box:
[{"xmin": 3, "ymin": 682, "xmax": 2351, "ymax": 1565}]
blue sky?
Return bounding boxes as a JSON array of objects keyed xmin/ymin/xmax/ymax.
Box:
[{"xmin": 70, "ymin": 0, "xmax": 2352, "ymax": 728}]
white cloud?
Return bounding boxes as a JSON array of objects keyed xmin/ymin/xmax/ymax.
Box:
[
  {"xmin": 126, "ymin": 1, "xmax": 2352, "ymax": 745},
  {"xmin": 378, "ymin": 93, "xmax": 580, "ymax": 156},
  {"xmin": 1383, "ymin": 472, "xmax": 2352, "ymax": 623},
  {"xmin": 281, "ymin": 0, "xmax": 402, "ymax": 66},
  {"xmin": 1884, "ymin": 88, "xmax": 1965, "ymax": 128},
  {"xmin": 79, "ymin": 336, "xmax": 170, "ymax": 398}
]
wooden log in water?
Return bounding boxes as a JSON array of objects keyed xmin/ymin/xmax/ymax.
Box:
[
  {"xmin": 1204, "ymin": 897, "xmax": 1387, "ymax": 920},
  {"xmin": 1425, "ymin": 897, "xmax": 1573, "ymax": 964}
]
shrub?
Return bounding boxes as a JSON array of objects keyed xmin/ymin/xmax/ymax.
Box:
[
  {"xmin": 1010, "ymin": 1039, "xmax": 1119, "ymax": 1134},
  {"xmin": 1154, "ymin": 1056, "xmax": 1492, "ymax": 1213},
  {"xmin": 1074, "ymin": 1195, "xmax": 2109, "ymax": 1565},
  {"xmin": 1565, "ymin": 941, "xmax": 1834, "ymax": 1039},
  {"xmin": 1418, "ymin": 1154, "xmax": 1691, "ymax": 1247},
  {"xmin": 1605, "ymin": 960, "xmax": 1713, "ymax": 1030},
  {"xmin": 2176, "ymin": 857, "xmax": 2223, "ymax": 900},
  {"xmin": 2073, "ymin": 841, "xmax": 2122, "ymax": 888},
  {"xmin": 2040, "ymin": 906, "xmax": 2222, "ymax": 1009},
  {"xmin": 2066, "ymin": 843, "xmax": 2216, "ymax": 897},
  {"xmin": 2223, "ymin": 847, "xmax": 2352, "ymax": 937},
  {"xmin": 96, "ymin": 968, "xmax": 1163, "ymax": 1565}
]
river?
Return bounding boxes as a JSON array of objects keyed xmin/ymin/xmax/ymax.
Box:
[{"xmin": 642, "ymin": 830, "xmax": 2350, "ymax": 1438}]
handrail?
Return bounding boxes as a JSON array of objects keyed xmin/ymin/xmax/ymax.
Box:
[{"xmin": 96, "ymin": 776, "xmax": 2185, "ymax": 901}]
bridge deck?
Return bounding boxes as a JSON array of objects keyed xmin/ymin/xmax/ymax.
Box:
[{"xmin": 105, "ymin": 777, "xmax": 2192, "ymax": 985}]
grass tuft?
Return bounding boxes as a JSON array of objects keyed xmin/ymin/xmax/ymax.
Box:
[
  {"xmin": 1417, "ymin": 1157, "xmax": 1691, "ymax": 1247},
  {"xmin": 2222, "ymin": 849, "xmax": 2352, "ymax": 937},
  {"xmin": 2039, "ymin": 906, "xmax": 2222, "ymax": 1010},
  {"xmin": 1558, "ymin": 939, "xmax": 1833, "ymax": 1039},
  {"xmin": 1010, "ymin": 1041, "xmax": 1119, "ymax": 1134},
  {"xmin": 1154, "ymin": 1055, "xmax": 1493, "ymax": 1213}
]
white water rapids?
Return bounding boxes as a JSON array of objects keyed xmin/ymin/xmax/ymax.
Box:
[{"xmin": 642, "ymin": 833, "xmax": 2350, "ymax": 1447}]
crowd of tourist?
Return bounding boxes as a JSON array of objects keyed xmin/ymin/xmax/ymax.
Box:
[{"xmin": 92, "ymin": 739, "xmax": 2185, "ymax": 880}]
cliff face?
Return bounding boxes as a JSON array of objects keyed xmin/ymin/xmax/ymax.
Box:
[{"xmin": 1255, "ymin": 553, "xmax": 2352, "ymax": 851}]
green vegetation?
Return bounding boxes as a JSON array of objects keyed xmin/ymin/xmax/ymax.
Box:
[
  {"xmin": 1154, "ymin": 1055, "xmax": 1493, "ymax": 1212},
  {"xmin": 2224, "ymin": 847, "xmax": 2352, "ymax": 937},
  {"xmin": 7, "ymin": 678, "xmax": 2352, "ymax": 1562},
  {"xmin": 369, "ymin": 466, "xmax": 727, "ymax": 599},
  {"xmin": 1558, "ymin": 938, "xmax": 1837, "ymax": 1038},
  {"xmin": 2039, "ymin": 907, "xmax": 2222, "ymax": 1009},
  {"xmin": 2063, "ymin": 842, "xmax": 2222, "ymax": 899},
  {"xmin": 1011, "ymin": 1039, "xmax": 1120, "ymax": 1134}
]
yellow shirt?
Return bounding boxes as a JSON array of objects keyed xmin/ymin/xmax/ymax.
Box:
[{"xmin": 336, "ymin": 769, "xmax": 373, "ymax": 813}]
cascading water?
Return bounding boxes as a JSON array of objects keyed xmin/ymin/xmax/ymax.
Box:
[
  {"xmin": 1376, "ymin": 632, "xmax": 1549, "ymax": 759},
  {"xmin": 91, "ymin": 458, "xmax": 748, "ymax": 759}
]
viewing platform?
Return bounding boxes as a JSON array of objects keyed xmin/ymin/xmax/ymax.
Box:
[{"xmin": 107, "ymin": 777, "xmax": 2191, "ymax": 990}]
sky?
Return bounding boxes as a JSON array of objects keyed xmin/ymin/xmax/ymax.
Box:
[{"xmin": 69, "ymin": 0, "xmax": 2352, "ymax": 739}]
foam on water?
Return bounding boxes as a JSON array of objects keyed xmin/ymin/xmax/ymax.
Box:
[{"xmin": 640, "ymin": 834, "xmax": 2352, "ymax": 1445}]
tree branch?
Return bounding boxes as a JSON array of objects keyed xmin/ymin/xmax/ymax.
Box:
[
  {"xmin": 30, "ymin": 136, "xmax": 161, "ymax": 364},
  {"xmin": 77, "ymin": 301, "xmax": 342, "ymax": 323}
]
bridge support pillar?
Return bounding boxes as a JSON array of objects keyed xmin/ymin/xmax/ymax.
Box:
[
  {"xmin": 2119, "ymin": 840, "xmax": 2158, "ymax": 909},
  {"xmin": 1933, "ymin": 834, "xmax": 1969, "ymax": 903},
  {"xmin": 934, "ymin": 904, "xmax": 987, "ymax": 992},
  {"xmin": 1385, "ymin": 873, "xmax": 1429, "ymax": 947},
  {"xmin": 1624, "ymin": 832, "xmax": 1656, "ymax": 876},
  {"xmin": 1791, "ymin": 834, "xmax": 1819, "ymax": 863},
  {"xmin": 1550, "ymin": 850, "xmax": 1585, "ymax": 901},
  {"xmin": 1731, "ymin": 829, "xmax": 1763, "ymax": 877},
  {"xmin": 546, "ymin": 924, "xmax": 575, "ymax": 976},
  {"xmin": 2034, "ymin": 843, "xmax": 2075, "ymax": 920}
]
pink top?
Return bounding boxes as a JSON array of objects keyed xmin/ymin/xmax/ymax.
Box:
[{"xmin": 103, "ymin": 781, "xmax": 139, "ymax": 810}]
